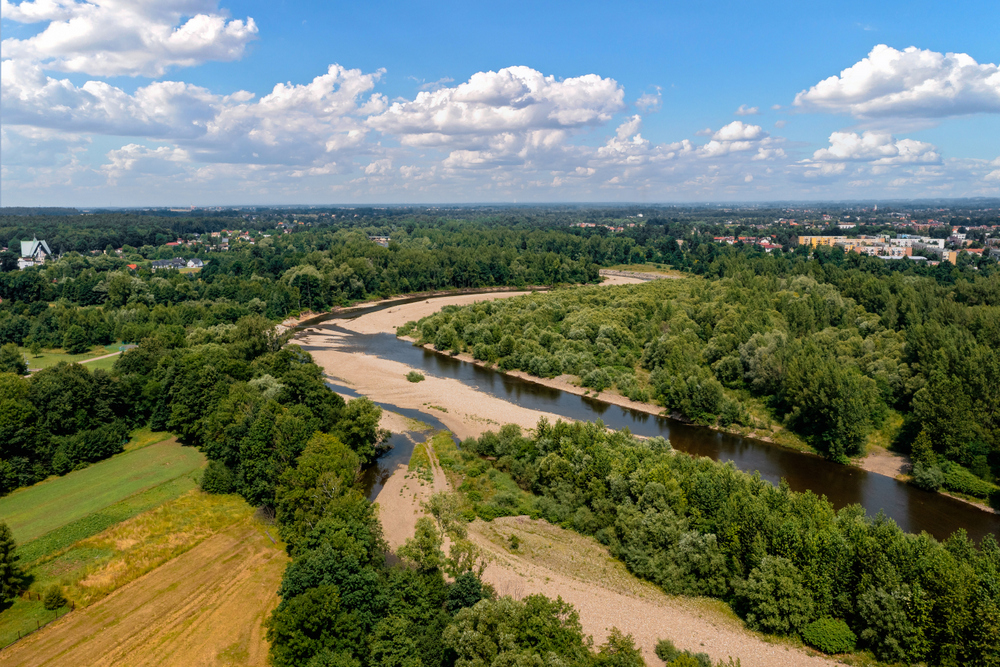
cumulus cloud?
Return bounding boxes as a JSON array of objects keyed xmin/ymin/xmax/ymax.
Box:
[
  {"xmin": 1, "ymin": 0, "xmax": 258, "ymax": 77},
  {"xmin": 369, "ymin": 66, "xmax": 624, "ymax": 150},
  {"xmin": 810, "ymin": 131, "xmax": 941, "ymax": 165},
  {"xmin": 794, "ymin": 44, "xmax": 1000, "ymax": 118},
  {"xmin": 735, "ymin": 104, "xmax": 759, "ymax": 115},
  {"xmin": 712, "ymin": 120, "xmax": 766, "ymax": 141},
  {"xmin": 1, "ymin": 59, "xmax": 386, "ymax": 165}
]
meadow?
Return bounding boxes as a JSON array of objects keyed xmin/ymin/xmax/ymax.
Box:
[
  {"xmin": 20, "ymin": 342, "xmax": 123, "ymax": 371},
  {"xmin": 0, "ymin": 438, "xmax": 205, "ymax": 545}
]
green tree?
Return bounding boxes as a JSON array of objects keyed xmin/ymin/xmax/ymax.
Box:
[
  {"xmin": 43, "ymin": 584, "xmax": 67, "ymax": 610},
  {"xmin": 62, "ymin": 324, "xmax": 91, "ymax": 354},
  {"xmin": 265, "ymin": 585, "xmax": 363, "ymax": 667},
  {"xmin": 336, "ymin": 397, "xmax": 388, "ymax": 464},
  {"xmin": 736, "ymin": 556, "xmax": 815, "ymax": 635},
  {"xmin": 595, "ymin": 628, "xmax": 645, "ymax": 666},
  {"xmin": 0, "ymin": 344, "xmax": 27, "ymax": 375},
  {"xmin": 0, "ymin": 521, "xmax": 24, "ymax": 603}
]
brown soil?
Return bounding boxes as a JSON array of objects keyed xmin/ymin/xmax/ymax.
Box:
[{"xmin": 2, "ymin": 521, "xmax": 288, "ymax": 667}]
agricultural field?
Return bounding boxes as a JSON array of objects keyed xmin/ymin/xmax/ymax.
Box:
[
  {"xmin": 1, "ymin": 494, "xmax": 286, "ymax": 664},
  {"xmin": 0, "ymin": 438, "xmax": 210, "ymax": 648},
  {"xmin": 0, "ymin": 438, "xmax": 205, "ymax": 545}
]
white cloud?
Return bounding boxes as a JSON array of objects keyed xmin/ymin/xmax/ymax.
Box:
[
  {"xmin": 636, "ymin": 87, "xmax": 662, "ymax": 112},
  {"xmin": 712, "ymin": 120, "xmax": 766, "ymax": 141},
  {"xmin": 794, "ymin": 44, "xmax": 1000, "ymax": 118},
  {"xmin": 368, "ymin": 66, "xmax": 624, "ymax": 151},
  {"xmin": 1, "ymin": 0, "xmax": 258, "ymax": 77},
  {"xmin": 1, "ymin": 60, "xmax": 385, "ymax": 165},
  {"xmin": 810, "ymin": 131, "xmax": 940, "ymax": 165},
  {"xmin": 774, "ymin": 119, "xmax": 787, "ymax": 128},
  {"xmin": 735, "ymin": 104, "xmax": 759, "ymax": 116}
]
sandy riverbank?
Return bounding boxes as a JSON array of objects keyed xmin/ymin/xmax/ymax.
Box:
[
  {"xmin": 303, "ymin": 328, "xmax": 565, "ymax": 442},
  {"xmin": 367, "ymin": 413, "xmax": 834, "ymax": 667}
]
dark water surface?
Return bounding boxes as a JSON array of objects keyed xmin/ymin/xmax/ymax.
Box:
[{"xmin": 299, "ymin": 299, "xmax": 1000, "ymax": 543}]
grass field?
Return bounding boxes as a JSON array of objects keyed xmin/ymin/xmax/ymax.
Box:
[
  {"xmin": 0, "ymin": 439, "xmax": 205, "ymax": 545},
  {"xmin": 20, "ymin": 342, "xmax": 123, "ymax": 371}
]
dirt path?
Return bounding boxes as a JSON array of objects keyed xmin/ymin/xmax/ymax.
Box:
[
  {"xmin": 79, "ymin": 350, "xmax": 122, "ymax": 364},
  {"xmin": 2, "ymin": 521, "xmax": 287, "ymax": 667},
  {"xmin": 470, "ymin": 517, "xmax": 835, "ymax": 667}
]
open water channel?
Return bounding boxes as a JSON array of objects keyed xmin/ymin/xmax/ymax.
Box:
[{"xmin": 296, "ymin": 294, "xmax": 1000, "ymax": 543}]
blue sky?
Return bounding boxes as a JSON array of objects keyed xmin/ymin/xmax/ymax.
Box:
[{"xmin": 1, "ymin": 0, "xmax": 998, "ymax": 205}]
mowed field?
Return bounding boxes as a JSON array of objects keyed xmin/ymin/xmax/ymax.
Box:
[
  {"xmin": 0, "ymin": 438, "xmax": 205, "ymax": 545},
  {"xmin": 1, "ymin": 437, "xmax": 288, "ymax": 664},
  {"xmin": 2, "ymin": 514, "xmax": 287, "ymax": 667}
]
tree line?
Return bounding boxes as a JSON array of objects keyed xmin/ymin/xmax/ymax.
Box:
[
  {"xmin": 458, "ymin": 418, "xmax": 1000, "ymax": 665},
  {"xmin": 403, "ymin": 257, "xmax": 1000, "ymax": 501}
]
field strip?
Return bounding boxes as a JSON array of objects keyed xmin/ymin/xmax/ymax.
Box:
[
  {"xmin": 0, "ymin": 439, "xmax": 204, "ymax": 544},
  {"xmin": 0, "ymin": 521, "xmax": 287, "ymax": 667}
]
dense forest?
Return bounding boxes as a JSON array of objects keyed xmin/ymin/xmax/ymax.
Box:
[
  {"xmin": 404, "ymin": 250, "xmax": 1000, "ymax": 503},
  {"xmin": 456, "ymin": 419, "xmax": 1000, "ymax": 665}
]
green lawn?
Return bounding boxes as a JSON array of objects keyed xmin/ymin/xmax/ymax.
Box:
[
  {"xmin": 21, "ymin": 342, "xmax": 123, "ymax": 371},
  {"xmin": 0, "ymin": 597, "xmax": 68, "ymax": 649},
  {"xmin": 0, "ymin": 440, "xmax": 205, "ymax": 545}
]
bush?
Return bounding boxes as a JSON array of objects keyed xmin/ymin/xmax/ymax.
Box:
[
  {"xmin": 801, "ymin": 617, "xmax": 856, "ymax": 654},
  {"xmin": 654, "ymin": 638, "xmax": 711, "ymax": 667},
  {"xmin": 941, "ymin": 461, "xmax": 997, "ymax": 499},
  {"xmin": 201, "ymin": 460, "xmax": 235, "ymax": 494},
  {"xmin": 43, "ymin": 584, "xmax": 67, "ymax": 610},
  {"xmin": 911, "ymin": 461, "xmax": 943, "ymax": 491},
  {"xmin": 406, "ymin": 371, "xmax": 425, "ymax": 383}
]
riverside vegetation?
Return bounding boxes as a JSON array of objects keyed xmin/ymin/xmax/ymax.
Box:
[
  {"xmin": 402, "ymin": 252, "xmax": 1000, "ymax": 505},
  {"xmin": 451, "ymin": 419, "xmax": 1000, "ymax": 665},
  {"xmin": 2, "ymin": 208, "xmax": 998, "ymax": 665}
]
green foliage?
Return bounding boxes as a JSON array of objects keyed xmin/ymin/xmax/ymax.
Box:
[
  {"xmin": 460, "ymin": 417, "xmax": 1000, "ymax": 665},
  {"xmin": 911, "ymin": 460, "xmax": 944, "ymax": 491},
  {"xmin": 801, "ymin": 617, "xmax": 856, "ymax": 654},
  {"xmin": 654, "ymin": 638, "xmax": 711, "ymax": 667},
  {"xmin": 940, "ymin": 461, "xmax": 999, "ymax": 499},
  {"xmin": 736, "ymin": 556, "xmax": 814, "ymax": 635},
  {"xmin": 62, "ymin": 325, "xmax": 90, "ymax": 355},
  {"xmin": 595, "ymin": 628, "xmax": 645, "ymax": 666},
  {"xmin": 265, "ymin": 585, "xmax": 364, "ymax": 667},
  {"xmin": 0, "ymin": 521, "xmax": 23, "ymax": 603},
  {"xmin": 443, "ymin": 594, "xmax": 594, "ymax": 665},
  {"xmin": 0, "ymin": 343, "xmax": 27, "ymax": 374},
  {"xmin": 200, "ymin": 460, "xmax": 234, "ymax": 494},
  {"xmin": 42, "ymin": 584, "xmax": 67, "ymax": 610},
  {"xmin": 406, "ymin": 371, "xmax": 425, "ymax": 383}
]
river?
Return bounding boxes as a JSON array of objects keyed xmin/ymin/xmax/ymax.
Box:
[{"xmin": 296, "ymin": 296, "xmax": 1000, "ymax": 543}]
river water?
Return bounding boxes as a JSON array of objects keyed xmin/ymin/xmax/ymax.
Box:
[{"xmin": 296, "ymin": 297, "xmax": 1000, "ymax": 543}]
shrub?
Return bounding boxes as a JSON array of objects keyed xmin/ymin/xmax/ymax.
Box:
[
  {"xmin": 941, "ymin": 461, "xmax": 997, "ymax": 499},
  {"xmin": 653, "ymin": 639, "xmax": 711, "ymax": 667},
  {"xmin": 911, "ymin": 461, "xmax": 943, "ymax": 491},
  {"xmin": 201, "ymin": 460, "xmax": 235, "ymax": 494},
  {"xmin": 406, "ymin": 371, "xmax": 425, "ymax": 383},
  {"xmin": 801, "ymin": 617, "xmax": 856, "ymax": 654},
  {"xmin": 43, "ymin": 584, "xmax": 67, "ymax": 610}
]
